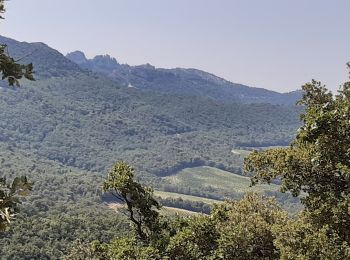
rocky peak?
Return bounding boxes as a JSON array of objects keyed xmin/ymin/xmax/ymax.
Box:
[{"xmin": 66, "ymin": 51, "xmax": 88, "ymax": 65}]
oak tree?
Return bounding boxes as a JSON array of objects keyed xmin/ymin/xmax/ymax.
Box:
[
  {"xmin": 103, "ymin": 161, "xmax": 162, "ymax": 243},
  {"xmin": 245, "ymin": 64, "xmax": 350, "ymax": 257}
]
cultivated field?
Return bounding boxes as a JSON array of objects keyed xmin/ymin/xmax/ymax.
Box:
[{"xmin": 162, "ymin": 166, "xmax": 279, "ymax": 194}]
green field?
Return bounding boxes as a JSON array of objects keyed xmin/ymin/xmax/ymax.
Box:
[
  {"xmin": 231, "ymin": 146, "xmax": 289, "ymax": 156},
  {"xmin": 157, "ymin": 166, "xmax": 302, "ymax": 215},
  {"xmin": 154, "ymin": 190, "xmax": 221, "ymax": 204},
  {"xmin": 231, "ymin": 149, "xmax": 252, "ymax": 157},
  {"xmin": 107, "ymin": 202, "xmax": 199, "ymax": 216},
  {"xmin": 163, "ymin": 166, "xmax": 279, "ymax": 195},
  {"xmin": 162, "ymin": 207, "xmax": 199, "ymax": 216}
]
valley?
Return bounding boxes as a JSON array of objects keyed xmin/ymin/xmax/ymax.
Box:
[{"xmin": 0, "ymin": 35, "xmax": 302, "ymax": 258}]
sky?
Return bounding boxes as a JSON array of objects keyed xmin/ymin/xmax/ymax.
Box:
[{"xmin": 1, "ymin": 0, "xmax": 349, "ymax": 92}]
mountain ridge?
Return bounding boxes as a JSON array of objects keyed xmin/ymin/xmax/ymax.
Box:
[
  {"xmin": 0, "ymin": 34, "xmax": 302, "ymax": 105},
  {"xmin": 66, "ymin": 50, "xmax": 302, "ymax": 105},
  {"xmin": 0, "ymin": 36, "xmax": 83, "ymax": 79}
]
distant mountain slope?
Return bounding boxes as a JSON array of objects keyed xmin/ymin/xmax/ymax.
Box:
[
  {"xmin": 66, "ymin": 50, "xmax": 302, "ymax": 105},
  {"xmin": 0, "ymin": 35, "xmax": 302, "ymax": 181},
  {"xmin": 0, "ymin": 36, "xmax": 82, "ymax": 79}
]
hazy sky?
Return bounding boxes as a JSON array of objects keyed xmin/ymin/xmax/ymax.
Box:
[{"xmin": 1, "ymin": 0, "xmax": 349, "ymax": 92}]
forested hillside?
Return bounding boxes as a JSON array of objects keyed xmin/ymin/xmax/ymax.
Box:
[
  {"xmin": 0, "ymin": 35, "xmax": 302, "ymax": 183},
  {"xmin": 0, "ymin": 143, "xmax": 130, "ymax": 258}
]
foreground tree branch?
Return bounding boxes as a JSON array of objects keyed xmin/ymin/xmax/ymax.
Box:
[
  {"xmin": 0, "ymin": 0, "xmax": 35, "ymax": 86},
  {"xmin": 102, "ymin": 161, "xmax": 161, "ymax": 242}
]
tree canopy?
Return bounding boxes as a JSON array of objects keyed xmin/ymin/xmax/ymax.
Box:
[
  {"xmin": 103, "ymin": 161, "xmax": 162, "ymax": 243},
  {"xmin": 0, "ymin": 176, "xmax": 32, "ymax": 231},
  {"xmin": 0, "ymin": 0, "xmax": 4, "ymax": 19},
  {"xmin": 69, "ymin": 162, "xmax": 288, "ymax": 259},
  {"xmin": 245, "ymin": 64, "xmax": 350, "ymax": 258}
]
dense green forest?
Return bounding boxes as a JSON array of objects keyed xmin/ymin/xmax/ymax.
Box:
[
  {"xmin": 0, "ymin": 144, "xmax": 128, "ymax": 258},
  {"xmin": 0, "ymin": 35, "xmax": 302, "ymax": 185}
]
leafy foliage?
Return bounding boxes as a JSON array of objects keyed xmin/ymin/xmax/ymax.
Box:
[
  {"xmin": 0, "ymin": 0, "xmax": 4, "ymax": 19},
  {"xmin": 0, "ymin": 44, "xmax": 34, "ymax": 86},
  {"xmin": 76, "ymin": 162, "xmax": 288, "ymax": 259},
  {"xmin": 212, "ymin": 194, "xmax": 287, "ymax": 259},
  {"xmin": 84, "ymin": 189, "xmax": 288, "ymax": 259},
  {"xmin": 273, "ymin": 211, "xmax": 350, "ymax": 259},
  {"xmin": 245, "ymin": 65, "xmax": 350, "ymax": 257},
  {"xmin": 103, "ymin": 161, "xmax": 161, "ymax": 242},
  {"xmin": 0, "ymin": 3, "xmax": 34, "ymax": 86},
  {"xmin": 0, "ymin": 176, "xmax": 32, "ymax": 231}
]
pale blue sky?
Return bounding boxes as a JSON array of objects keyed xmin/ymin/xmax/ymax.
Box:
[{"xmin": 1, "ymin": 0, "xmax": 349, "ymax": 92}]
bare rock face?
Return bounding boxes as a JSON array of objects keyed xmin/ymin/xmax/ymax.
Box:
[{"xmin": 66, "ymin": 51, "xmax": 88, "ymax": 65}]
